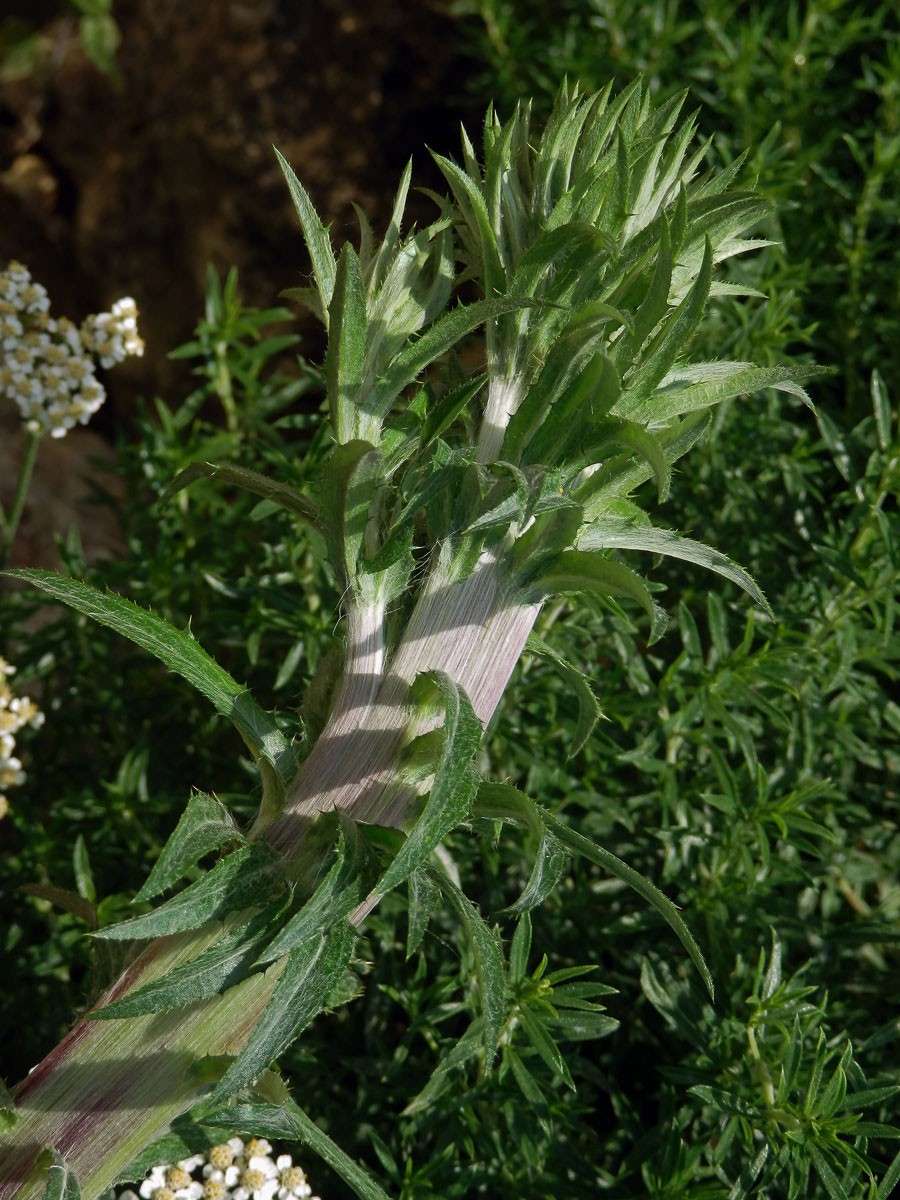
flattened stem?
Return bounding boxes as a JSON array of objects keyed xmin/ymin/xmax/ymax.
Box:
[{"xmin": 268, "ymin": 545, "xmax": 541, "ymax": 854}]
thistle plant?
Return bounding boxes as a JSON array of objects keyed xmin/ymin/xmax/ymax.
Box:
[{"xmin": 0, "ymin": 80, "xmax": 830, "ymax": 1200}]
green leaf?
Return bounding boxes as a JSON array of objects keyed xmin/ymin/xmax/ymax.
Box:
[
  {"xmin": 42, "ymin": 1149, "xmax": 81, "ymax": 1200},
  {"xmin": 79, "ymin": 12, "xmax": 119, "ymax": 73},
  {"xmin": 407, "ymin": 865, "xmax": 441, "ymax": 959},
  {"xmin": 474, "ymin": 781, "xmax": 544, "ymax": 839},
  {"xmin": 326, "ymin": 244, "xmax": 369, "ymax": 443},
  {"xmin": 524, "ymin": 633, "xmax": 601, "ymax": 757},
  {"xmin": 72, "ymin": 835, "xmax": 96, "ymax": 904},
  {"xmin": 258, "ymin": 815, "xmax": 375, "ymax": 962},
  {"xmin": 527, "ymin": 550, "xmax": 659, "ymax": 631},
  {"xmin": 543, "ymin": 812, "xmax": 714, "ymax": 999},
  {"xmin": 0, "ymin": 1078, "xmax": 17, "ymax": 1132},
  {"xmin": 95, "ymin": 841, "xmax": 284, "ymax": 941},
  {"xmin": 427, "ymin": 865, "xmax": 506, "ymax": 1067},
  {"xmin": 203, "ymin": 1097, "xmax": 392, "ymax": 1200},
  {"xmin": 159, "ymin": 461, "xmax": 321, "ymax": 530},
  {"xmin": 90, "ymin": 904, "xmax": 285, "ymax": 1020},
  {"xmin": 871, "ymin": 368, "xmax": 892, "ymax": 450},
  {"xmin": 364, "ymin": 297, "xmax": 538, "ymax": 425},
  {"xmin": 421, "ymin": 373, "xmax": 488, "ymax": 446},
  {"xmin": 136, "ymin": 791, "xmax": 242, "ymax": 902},
  {"xmin": 3, "ymin": 570, "xmax": 295, "ymax": 791},
  {"xmin": 620, "ymin": 361, "xmax": 830, "ymax": 424},
  {"xmin": 504, "ymin": 1045, "xmax": 551, "ymax": 1121},
  {"xmin": 210, "ymin": 921, "xmax": 356, "ymax": 1103},
  {"xmin": 503, "ymin": 828, "xmax": 567, "ymax": 915},
  {"xmin": 319, "ymin": 439, "xmax": 382, "ymax": 585},
  {"xmin": 274, "ymin": 149, "xmax": 336, "ymax": 323},
  {"xmin": 509, "ymin": 910, "xmax": 533, "ymax": 985},
  {"xmin": 374, "ymin": 672, "xmax": 482, "ymax": 897},
  {"xmin": 577, "ymin": 517, "xmax": 771, "ymax": 614},
  {"xmin": 616, "ymin": 237, "xmax": 714, "ymax": 416},
  {"xmin": 519, "ymin": 1005, "xmax": 575, "ymax": 1088}
]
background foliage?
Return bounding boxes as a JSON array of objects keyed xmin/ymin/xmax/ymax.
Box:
[{"xmin": 2, "ymin": 4, "xmax": 899, "ymax": 1198}]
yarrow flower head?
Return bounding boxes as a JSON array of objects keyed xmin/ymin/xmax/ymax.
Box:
[
  {"xmin": 113, "ymin": 1138, "xmax": 320, "ymax": 1200},
  {"xmin": 0, "ymin": 655, "xmax": 44, "ymax": 820},
  {"xmin": 0, "ymin": 260, "xmax": 144, "ymax": 439}
]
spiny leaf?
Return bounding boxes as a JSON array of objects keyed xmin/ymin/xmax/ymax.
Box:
[
  {"xmin": 577, "ymin": 517, "xmax": 771, "ymax": 615},
  {"xmin": 95, "ymin": 841, "xmax": 284, "ymax": 941},
  {"xmin": 502, "ymin": 829, "xmax": 567, "ymax": 915},
  {"xmin": 3, "ymin": 571, "xmax": 295, "ymax": 789},
  {"xmin": 427, "ymin": 864, "xmax": 506, "ymax": 1067},
  {"xmin": 407, "ymin": 865, "xmax": 441, "ymax": 959},
  {"xmin": 364, "ymin": 296, "xmax": 539, "ymax": 425},
  {"xmin": 621, "ymin": 361, "xmax": 831, "ymax": 425},
  {"xmin": 210, "ymin": 921, "xmax": 355, "ymax": 1104},
  {"xmin": 543, "ymin": 811, "xmax": 714, "ymax": 1000},
  {"xmin": 90, "ymin": 904, "xmax": 283, "ymax": 1019},
  {"xmin": 524, "ymin": 633, "xmax": 601, "ymax": 758},
  {"xmin": 616, "ymin": 236, "xmax": 714, "ymax": 415},
  {"xmin": 326, "ymin": 243, "xmax": 369, "ymax": 444},
  {"xmin": 374, "ymin": 672, "xmax": 482, "ymax": 897},
  {"xmin": 274, "ymin": 148, "xmax": 336, "ymax": 323},
  {"xmin": 258, "ymin": 816, "xmax": 375, "ymax": 962},
  {"xmin": 136, "ymin": 791, "xmax": 242, "ymax": 902},
  {"xmin": 159, "ymin": 461, "xmax": 320, "ymax": 530}
]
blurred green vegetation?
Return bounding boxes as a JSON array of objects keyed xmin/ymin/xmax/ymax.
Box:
[{"xmin": 2, "ymin": 6, "xmax": 900, "ymax": 1196}]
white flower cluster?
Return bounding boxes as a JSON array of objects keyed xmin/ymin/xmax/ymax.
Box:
[
  {"xmin": 0, "ymin": 259, "xmax": 144, "ymax": 439},
  {"xmin": 115, "ymin": 1139, "xmax": 321, "ymax": 1200},
  {"xmin": 0, "ymin": 655, "xmax": 44, "ymax": 820}
]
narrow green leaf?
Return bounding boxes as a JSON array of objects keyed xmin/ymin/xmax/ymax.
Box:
[
  {"xmin": 326, "ymin": 243, "xmax": 369, "ymax": 443},
  {"xmin": 428, "ymin": 865, "xmax": 506, "ymax": 1067},
  {"xmin": 203, "ymin": 1097, "xmax": 392, "ymax": 1200},
  {"xmin": 524, "ymin": 633, "xmax": 601, "ymax": 758},
  {"xmin": 136, "ymin": 791, "xmax": 242, "ymax": 902},
  {"xmin": 19, "ymin": 884, "xmax": 96, "ymax": 927},
  {"xmin": 544, "ymin": 812, "xmax": 714, "ymax": 999},
  {"xmin": 210, "ymin": 922, "xmax": 356, "ymax": 1103},
  {"xmin": 806, "ymin": 1145, "xmax": 850, "ymax": 1200},
  {"xmin": 159, "ymin": 461, "xmax": 321, "ymax": 530},
  {"xmin": 258, "ymin": 816, "xmax": 375, "ymax": 962},
  {"xmin": 509, "ymin": 910, "xmax": 533, "ymax": 984},
  {"xmin": 374, "ymin": 672, "xmax": 482, "ymax": 897},
  {"xmin": 504, "ymin": 1045, "xmax": 551, "ymax": 1121},
  {"xmin": 519, "ymin": 1006, "xmax": 574, "ymax": 1088},
  {"xmin": 3, "ymin": 570, "xmax": 295, "ymax": 788},
  {"xmin": 42, "ymin": 1150, "xmax": 81, "ymax": 1200},
  {"xmin": 407, "ymin": 865, "xmax": 441, "ymax": 959},
  {"xmin": 274, "ymin": 149, "xmax": 336, "ymax": 322},
  {"xmin": 877, "ymin": 1149, "xmax": 900, "ymax": 1200},
  {"xmin": 577, "ymin": 517, "xmax": 771, "ymax": 614},
  {"xmin": 95, "ymin": 842, "xmax": 284, "ymax": 941},
  {"xmin": 91, "ymin": 904, "xmax": 283, "ymax": 1019},
  {"xmin": 871, "ymin": 368, "xmax": 892, "ymax": 450},
  {"xmin": 72, "ymin": 834, "xmax": 96, "ymax": 904}
]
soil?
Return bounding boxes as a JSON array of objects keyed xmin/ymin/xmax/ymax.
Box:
[
  {"xmin": 0, "ymin": 0, "xmax": 481, "ymax": 406},
  {"xmin": 0, "ymin": 1, "xmax": 483, "ymax": 564}
]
